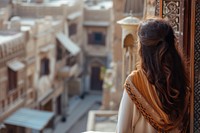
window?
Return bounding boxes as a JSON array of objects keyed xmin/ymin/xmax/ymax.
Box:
[
  {"xmin": 56, "ymin": 43, "xmax": 63, "ymax": 61},
  {"xmin": 40, "ymin": 58, "xmax": 50, "ymax": 76},
  {"xmin": 68, "ymin": 23, "xmax": 77, "ymax": 36},
  {"xmin": 8, "ymin": 68, "xmax": 17, "ymax": 91},
  {"xmin": 88, "ymin": 32, "xmax": 105, "ymax": 45}
]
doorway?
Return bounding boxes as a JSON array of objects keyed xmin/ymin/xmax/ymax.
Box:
[
  {"xmin": 56, "ymin": 95, "xmax": 62, "ymax": 115},
  {"xmin": 90, "ymin": 66, "xmax": 103, "ymax": 91}
]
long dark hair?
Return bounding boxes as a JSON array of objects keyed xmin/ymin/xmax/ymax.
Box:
[{"xmin": 138, "ymin": 19, "xmax": 188, "ymax": 121}]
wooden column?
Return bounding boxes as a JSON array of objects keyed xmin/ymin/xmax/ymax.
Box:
[{"xmin": 191, "ymin": 0, "xmax": 200, "ymax": 132}]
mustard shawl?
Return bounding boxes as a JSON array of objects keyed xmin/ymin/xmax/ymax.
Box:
[{"xmin": 124, "ymin": 70, "xmax": 190, "ymax": 133}]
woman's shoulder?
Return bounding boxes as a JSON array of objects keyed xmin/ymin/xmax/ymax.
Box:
[
  {"xmin": 124, "ymin": 69, "xmax": 144, "ymax": 93},
  {"xmin": 126, "ymin": 69, "xmax": 143, "ymax": 83},
  {"xmin": 127, "ymin": 69, "xmax": 141, "ymax": 78}
]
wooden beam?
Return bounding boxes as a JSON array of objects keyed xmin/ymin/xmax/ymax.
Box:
[
  {"xmin": 159, "ymin": 0, "xmax": 163, "ymax": 18},
  {"xmin": 190, "ymin": 0, "xmax": 196, "ymax": 132}
]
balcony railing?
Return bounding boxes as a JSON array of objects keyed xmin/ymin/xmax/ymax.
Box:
[
  {"xmin": 0, "ymin": 88, "xmax": 26, "ymax": 114},
  {"xmin": 84, "ymin": 110, "xmax": 117, "ymax": 133},
  {"xmin": 13, "ymin": 3, "xmax": 64, "ymax": 18}
]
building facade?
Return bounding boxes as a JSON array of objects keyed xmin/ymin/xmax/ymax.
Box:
[
  {"xmin": 0, "ymin": 30, "xmax": 27, "ymax": 133},
  {"xmin": 0, "ymin": 0, "xmax": 116, "ymax": 132},
  {"xmin": 83, "ymin": 0, "xmax": 113, "ymax": 93},
  {"xmin": 0, "ymin": 0, "xmax": 83, "ymax": 132}
]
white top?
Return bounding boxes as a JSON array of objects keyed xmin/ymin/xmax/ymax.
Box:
[{"xmin": 116, "ymin": 90, "xmax": 156, "ymax": 133}]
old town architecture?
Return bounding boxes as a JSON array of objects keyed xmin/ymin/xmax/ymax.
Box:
[
  {"xmin": 0, "ymin": 0, "xmax": 200, "ymax": 133},
  {"xmin": 0, "ymin": 0, "xmax": 113, "ymax": 133}
]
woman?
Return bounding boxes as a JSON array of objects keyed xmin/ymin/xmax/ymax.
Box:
[{"xmin": 116, "ymin": 19, "xmax": 190, "ymax": 133}]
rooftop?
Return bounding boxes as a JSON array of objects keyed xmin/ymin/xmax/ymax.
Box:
[
  {"xmin": 20, "ymin": 18, "xmax": 36, "ymax": 26},
  {"xmin": 0, "ymin": 31, "xmax": 24, "ymax": 45},
  {"xmin": 48, "ymin": 0, "xmax": 77, "ymax": 6},
  {"xmin": 85, "ymin": 1, "xmax": 113, "ymax": 10},
  {"xmin": 15, "ymin": 0, "xmax": 78, "ymax": 7}
]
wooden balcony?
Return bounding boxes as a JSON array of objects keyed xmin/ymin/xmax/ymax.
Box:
[
  {"xmin": 25, "ymin": 88, "xmax": 36, "ymax": 106},
  {"xmin": 0, "ymin": 89, "xmax": 26, "ymax": 121}
]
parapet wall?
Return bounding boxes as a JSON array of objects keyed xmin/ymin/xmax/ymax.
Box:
[{"xmin": 13, "ymin": 3, "xmax": 65, "ymax": 18}]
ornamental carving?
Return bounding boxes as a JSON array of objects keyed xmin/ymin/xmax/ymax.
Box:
[
  {"xmin": 158, "ymin": 0, "xmax": 184, "ymax": 50},
  {"xmin": 162, "ymin": 0, "xmax": 180, "ymax": 32},
  {"xmin": 155, "ymin": 0, "xmax": 160, "ymax": 16}
]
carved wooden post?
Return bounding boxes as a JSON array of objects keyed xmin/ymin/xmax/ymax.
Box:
[
  {"xmin": 157, "ymin": 0, "xmax": 184, "ymax": 51},
  {"xmin": 191, "ymin": 0, "xmax": 200, "ymax": 132},
  {"xmin": 117, "ymin": 16, "xmax": 140, "ymax": 84}
]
